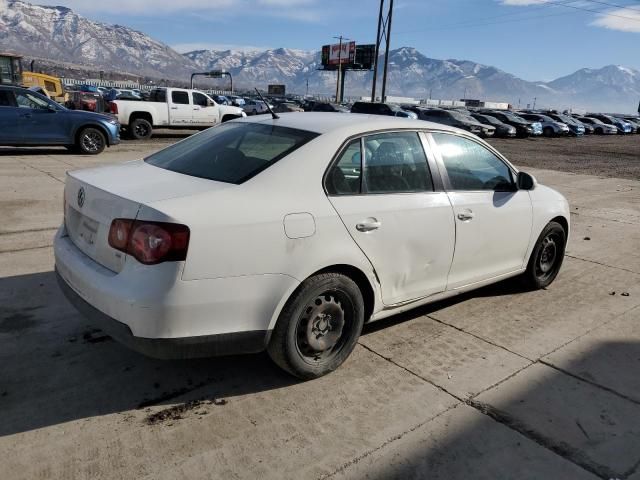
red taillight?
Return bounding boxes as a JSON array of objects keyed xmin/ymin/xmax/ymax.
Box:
[
  {"xmin": 108, "ymin": 219, "xmax": 190, "ymax": 265},
  {"xmin": 109, "ymin": 102, "xmax": 118, "ymax": 114}
]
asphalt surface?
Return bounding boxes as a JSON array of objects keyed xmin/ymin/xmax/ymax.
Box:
[{"xmin": 0, "ymin": 135, "xmax": 638, "ymax": 479}]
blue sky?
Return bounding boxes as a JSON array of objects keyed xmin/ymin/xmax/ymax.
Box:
[{"xmin": 38, "ymin": 0, "xmax": 640, "ymax": 81}]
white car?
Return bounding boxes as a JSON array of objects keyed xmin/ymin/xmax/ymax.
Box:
[
  {"xmin": 242, "ymin": 99, "xmax": 269, "ymax": 115},
  {"xmin": 54, "ymin": 113, "xmax": 570, "ymax": 379}
]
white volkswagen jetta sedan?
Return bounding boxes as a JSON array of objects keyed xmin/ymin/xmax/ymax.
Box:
[{"xmin": 55, "ymin": 113, "xmax": 569, "ymax": 379}]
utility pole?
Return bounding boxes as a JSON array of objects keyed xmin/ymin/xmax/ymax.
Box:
[
  {"xmin": 371, "ymin": 0, "xmax": 394, "ymax": 103},
  {"xmin": 306, "ymin": 78, "xmax": 309, "ymax": 96},
  {"xmin": 334, "ymin": 35, "xmax": 349, "ymax": 103},
  {"xmin": 533, "ymin": 97, "xmax": 537, "ymax": 110}
]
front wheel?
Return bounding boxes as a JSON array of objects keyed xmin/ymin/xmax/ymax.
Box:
[
  {"xmin": 267, "ymin": 273, "xmax": 365, "ymax": 379},
  {"xmin": 523, "ymin": 221, "xmax": 566, "ymax": 290},
  {"xmin": 76, "ymin": 127, "xmax": 106, "ymax": 155}
]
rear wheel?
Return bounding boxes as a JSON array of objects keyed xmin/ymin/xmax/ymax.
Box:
[
  {"xmin": 523, "ymin": 221, "xmax": 566, "ymax": 290},
  {"xmin": 76, "ymin": 127, "xmax": 106, "ymax": 155},
  {"xmin": 267, "ymin": 273, "xmax": 365, "ymax": 379},
  {"xmin": 543, "ymin": 126, "xmax": 554, "ymax": 137},
  {"xmin": 129, "ymin": 118, "xmax": 153, "ymax": 140},
  {"xmin": 595, "ymin": 127, "xmax": 604, "ymax": 135}
]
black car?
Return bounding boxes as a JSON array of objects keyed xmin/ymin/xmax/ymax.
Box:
[
  {"xmin": 479, "ymin": 110, "xmax": 535, "ymax": 138},
  {"xmin": 470, "ymin": 113, "xmax": 517, "ymax": 138},
  {"xmin": 351, "ymin": 101, "xmax": 409, "ymax": 116},
  {"xmin": 415, "ymin": 108, "xmax": 492, "ymax": 136},
  {"xmin": 311, "ymin": 102, "xmax": 350, "ymax": 113}
]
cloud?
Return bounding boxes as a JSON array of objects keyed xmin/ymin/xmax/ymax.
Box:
[{"xmin": 591, "ymin": 8, "xmax": 640, "ymax": 33}]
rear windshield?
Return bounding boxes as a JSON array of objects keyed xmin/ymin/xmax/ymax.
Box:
[{"xmin": 145, "ymin": 123, "xmax": 319, "ymax": 184}]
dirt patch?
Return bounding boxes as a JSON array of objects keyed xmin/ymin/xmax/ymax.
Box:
[
  {"xmin": 0, "ymin": 306, "xmax": 42, "ymax": 333},
  {"xmin": 144, "ymin": 398, "xmax": 227, "ymax": 426},
  {"xmin": 488, "ymin": 135, "xmax": 640, "ymax": 180}
]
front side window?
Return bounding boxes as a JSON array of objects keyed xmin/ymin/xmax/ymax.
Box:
[
  {"xmin": 171, "ymin": 91, "xmax": 190, "ymax": 105},
  {"xmin": 363, "ymin": 132, "xmax": 433, "ymax": 194},
  {"xmin": 326, "ymin": 139, "xmax": 362, "ymax": 195},
  {"xmin": 15, "ymin": 92, "xmax": 51, "ymax": 110},
  {"xmin": 193, "ymin": 92, "xmax": 209, "ymax": 107},
  {"xmin": 145, "ymin": 123, "xmax": 319, "ymax": 184},
  {"xmin": 432, "ymin": 133, "xmax": 514, "ymax": 191}
]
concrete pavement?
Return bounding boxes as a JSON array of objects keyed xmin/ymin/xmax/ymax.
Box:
[{"xmin": 0, "ymin": 142, "xmax": 638, "ymax": 479}]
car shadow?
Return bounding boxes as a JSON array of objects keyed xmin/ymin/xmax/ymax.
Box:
[
  {"xmin": 363, "ymin": 276, "xmax": 529, "ymax": 336},
  {"xmin": 0, "ymin": 270, "xmax": 299, "ymax": 437},
  {"xmin": 0, "ymin": 269, "xmax": 531, "ymax": 437},
  {"xmin": 0, "ymin": 147, "xmax": 74, "ymax": 156}
]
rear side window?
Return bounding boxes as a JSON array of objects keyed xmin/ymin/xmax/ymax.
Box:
[
  {"xmin": 172, "ymin": 91, "xmax": 190, "ymax": 105},
  {"xmin": 0, "ymin": 90, "xmax": 15, "ymax": 107},
  {"xmin": 145, "ymin": 123, "xmax": 319, "ymax": 184},
  {"xmin": 363, "ymin": 132, "xmax": 433, "ymax": 194},
  {"xmin": 327, "ymin": 139, "xmax": 362, "ymax": 195}
]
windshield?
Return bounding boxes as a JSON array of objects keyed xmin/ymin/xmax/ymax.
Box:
[{"xmin": 145, "ymin": 123, "xmax": 319, "ymax": 184}]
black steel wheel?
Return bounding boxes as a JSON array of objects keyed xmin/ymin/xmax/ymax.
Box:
[
  {"xmin": 268, "ymin": 273, "xmax": 365, "ymax": 379},
  {"xmin": 77, "ymin": 127, "xmax": 106, "ymax": 155},
  {"xmin": 523, "ymin": 221, "xmax": 566, "ymax": 289}
]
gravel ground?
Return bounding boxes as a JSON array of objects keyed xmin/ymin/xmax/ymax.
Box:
[{"xmin": 488, "ymin": 134, "xmax": 640, "ymax": 180}]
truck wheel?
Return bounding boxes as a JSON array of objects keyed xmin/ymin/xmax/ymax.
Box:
[
  {"xmin": 76, "ymin": 128, "xmax": 106, "ymax": 155},
  {"xmin": 129, "ymin": 118, "xmax": 153, "ymax": 140}
]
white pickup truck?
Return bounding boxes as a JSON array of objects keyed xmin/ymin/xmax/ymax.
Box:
[{"xmin": 110, "ymin": 87, "xmax": 246, "ymax": 139}]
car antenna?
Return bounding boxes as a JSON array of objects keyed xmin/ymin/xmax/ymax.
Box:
[{"xmin": 255, "ymin": 88, "xmax": 279, "ymax": 120}]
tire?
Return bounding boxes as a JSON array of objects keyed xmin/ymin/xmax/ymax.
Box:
[
  {"xmin": 543, "ymin": 127, "xmax": 554, "ymax": 137},
  {"xmin": 128, "ymin": 117, "xmax": 153, "ymax": 140},
  {"xmin": 267, "ymin": 273, "xmax": 365, "ymax": 380},
  {"xmin": 523, "ymin": 221, "xmax": 566, "ymax": 290},
  {"xmin": 595, "ymin": 127, "xmax": 603, "ymax": 135},
  {"xmin": 76, "ymin": 127, "xmax": 106, "ymax": 155}
]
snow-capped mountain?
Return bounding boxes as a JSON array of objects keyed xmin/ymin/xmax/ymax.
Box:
[
  {"xmin": 0, "ymin": 0, "xmax": 196, "ymax": 78},
  {"xmin": 1, "ymin": 0, "xmax": 639, "ymax": 112}
]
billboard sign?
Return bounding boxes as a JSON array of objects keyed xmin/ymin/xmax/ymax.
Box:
[
  {"xmin": 268, "ymin": 84, "xmax": 286, "ymax": 96},
  {"xmin": 328, "ymin": 41, "xmax": 356, "ymax": 65}
]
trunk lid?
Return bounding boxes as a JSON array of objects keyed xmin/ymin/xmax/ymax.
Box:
[{"xmin": 64, "ymin": 160, "xmax": 231, "ymax": 273}]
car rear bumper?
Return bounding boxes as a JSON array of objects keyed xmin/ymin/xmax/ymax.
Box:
[
  {"xmin": 54, "ymin": 227, "xmax": 298, "ymax": 358},
  {"xmin": 56, "ymin": 269, "xmax": 267, "ymax": 359}
]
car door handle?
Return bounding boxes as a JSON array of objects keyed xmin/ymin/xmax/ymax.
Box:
[
  {"xmin": 170, "ymin": 107, "xmax": 178, "ymax": 110},
  {"xmin": 193, "ymin": 107, "xmax": 201, "ymax": 110},
  {"xmin": 356, "ymin": 219, "xmax": 381, "ymax": 232},
  {"xmin": 457, "ymin": 211, "xmax": 475, "ymax": 221}
]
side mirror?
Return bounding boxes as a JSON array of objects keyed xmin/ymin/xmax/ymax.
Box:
[
  {"xmin": 517, "ymin": 171, "xmax": 536, "ymax": 190},
  {"xmin": 206, "ymin": 99, "xmax": 215, "ymax": 107},
  {"xmin": 47, "ymin": 105, "xmax": 58, "ymax": 113}
]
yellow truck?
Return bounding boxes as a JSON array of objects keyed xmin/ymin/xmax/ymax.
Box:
[{"xmin": 21, "ymin": 71, "xmax": 66, "ymax": 103}]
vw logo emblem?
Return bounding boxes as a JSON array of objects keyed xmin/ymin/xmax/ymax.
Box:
[{"xmin": 77, "ymin": 187, "xmax": 85, "ymax": 208}]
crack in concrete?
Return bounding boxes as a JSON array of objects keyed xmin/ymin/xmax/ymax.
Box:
[
  {"xmin": 570, "ymin": 210, "xmax": 639, "ymax": 226},
  {"xmin": 538, "ymin": 360, "xmax": 640, "ymax": 408},
  {"xmin": 468, "ymin": 398, "xmax": 618, "ymax": 480},
  {"xmin": 0, "ymin": 245, "xmax": 52, "ymax": 254},
  {"xmin": 0, "ymin": 227, "xmax": 58, "ymax": 237},
  {"xmin": 353, "ymin": 342, "xmax": 613, "ymax": 480},
  {"xmin": 426, "ymin": 313, "xmax": 535, "ymax": 362},
  {"xmin": 565, "ymin": 254, "xmax": 640, "ymax": 276}
]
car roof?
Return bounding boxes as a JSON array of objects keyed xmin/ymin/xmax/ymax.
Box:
[{"xmin": 233, "ymin": 112, "xmax": 462, "ymax": 135}]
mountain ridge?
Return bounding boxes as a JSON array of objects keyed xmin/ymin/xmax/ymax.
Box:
[{"xmin": 1, "ymin": 0, "xmax": 639, "ymax": 112}]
